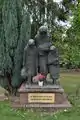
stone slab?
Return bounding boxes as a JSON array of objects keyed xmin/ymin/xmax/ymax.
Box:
[
  {"xmin": 11, "ymin": 84, "xmax": 71, "ymax": 111},
  {"xmin": 18, "ymin": 84, "xmax": 64, "ymax": 93},
  {"xmin": 12, "ymin": 102, "xmax": 71, "ymax": 109},
  {"xmin": 11, "ymin": 97, "xmax": 71, "ymax": 112}
]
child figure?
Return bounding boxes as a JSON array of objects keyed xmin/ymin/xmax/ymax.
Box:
[
  {"xmin": 48, "ymin": 46, "xmax": 60, "ymax": 84},
  {"xmin": 21, "ymin": 39, "xmax": 38, "ymax": 85}
]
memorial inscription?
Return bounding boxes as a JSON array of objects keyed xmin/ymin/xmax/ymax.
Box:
[{"xmin": 28, "ymin": 93, "xmax": 55, "ymax": 103}]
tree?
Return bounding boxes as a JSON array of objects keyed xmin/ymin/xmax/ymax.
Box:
[
  {"xmin": 60, "ymin": 1, "xmax": 80, "ymax": 68},
  {"xmin": 0, "ymin": 0, "xmax": 31, "ymax": 94},
  {"xmin": 23, "ymin": 0, "xmax": 71, "ymax": 38}
]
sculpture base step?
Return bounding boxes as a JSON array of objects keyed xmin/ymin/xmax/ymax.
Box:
[{"xmin": 11, "ymin": 84, "xmax": 71, "ymax": 112}]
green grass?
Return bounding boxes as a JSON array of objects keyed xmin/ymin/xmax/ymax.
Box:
[{"xmin": 0, "ymin": 73, "xmax": 80, "ymax": 120}]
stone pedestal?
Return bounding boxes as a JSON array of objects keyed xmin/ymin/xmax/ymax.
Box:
[{"xmin": 11, "ymin": 84, "xmax": 71, "ymax": 111}]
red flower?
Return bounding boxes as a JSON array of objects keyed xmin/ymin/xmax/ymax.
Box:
[{"xmin": 33, "ymin": 73, "xmax": 46, "ymax": 81}]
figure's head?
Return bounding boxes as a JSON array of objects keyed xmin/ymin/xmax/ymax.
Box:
[
  {"xmin": 28, "ymin": 39, "xmax": 35, "ymax": 46},
  {"xmin": 39, "ymin": 26, "xmax": 48, "ymax": 35}
]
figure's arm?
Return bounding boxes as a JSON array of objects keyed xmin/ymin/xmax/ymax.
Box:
[
  {"xmin": 38, "ymin": 42, "xmax": 52, "ymax": 51},
  {"xmin": 34, "ymin": 34, "xmax": 38, "ymax": 47},
  {"xmin": 23, "ymin": 45, "xmax": 28, "ymax": 67},
  {"xmin": 54, "ymin": 48, "xmax": 59, "ymax": 65}
]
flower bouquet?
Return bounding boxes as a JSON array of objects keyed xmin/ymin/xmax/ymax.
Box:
[{"xmin": 33, "ymin": 73, "xmax": 46, "ymax": 86}]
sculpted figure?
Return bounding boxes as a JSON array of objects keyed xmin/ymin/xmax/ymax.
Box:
[
  {"xmin": 21, "ymin": 39, "xmax": 37, "ymax": 84},
  {"xmin": 21, "ymin": 25, "xmax": 60, "ymax": 86},
  {"xmin": 35, "ymin": 26, "xmax": 52, "ymax": 76},
  {"xmin": 48, "ymin": 46, "xmax": 60, "ymax": 84}
]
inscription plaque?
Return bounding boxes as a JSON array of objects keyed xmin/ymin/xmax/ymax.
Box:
[{"xmin": 28, "ymin": 93, "xmax": 55, "ymax": 103}]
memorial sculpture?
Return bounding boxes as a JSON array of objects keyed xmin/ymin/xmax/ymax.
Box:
[
  {"xmin": 12, "ymin": 26, "xmax": 71, "ymax": 111},
  {"xmin": 21, "ymin": 25, "xmax": 60, "ymax": 85}
]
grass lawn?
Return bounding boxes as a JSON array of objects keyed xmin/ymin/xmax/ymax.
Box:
[{"xmin": 0, "ymin": 73, "xmax": 80, "ymax": 120}]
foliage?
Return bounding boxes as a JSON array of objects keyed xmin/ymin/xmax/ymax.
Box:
[
  {"xmin": 0, "ymin": 0, "xmax": 31, "ymax": 93},
  {"xmin": 62, "ymin": 1, "xmax": 80, "ymax": 68},
  {"xmin": 0, "ymin": 0, "xmax": 79, "ymax": 93},
  {"xmin": 12, "ymin": 11, "xmax": 31, "ymax": 88},
  {"xmin": 52, "ymin": 0, "xmax": 80, "ymax": 69},
  {"xmin": 23, "ymin": 0, "xmax": 74, "ymax": 38}
]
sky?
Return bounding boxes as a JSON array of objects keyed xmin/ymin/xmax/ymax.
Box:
[
  {"xmin": 54, "ymin": 0, "xmax": 62, "ymax": 3},
  {"xmin": 54, "ymin": 0, "xmax": 71, "ymax": 28}
]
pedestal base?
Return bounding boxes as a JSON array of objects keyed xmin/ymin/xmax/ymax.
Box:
[{"xmin": 11, "ymin": 84, "xmax": 71, "ymax": 111}]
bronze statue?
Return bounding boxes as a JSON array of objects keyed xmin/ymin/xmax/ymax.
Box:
[{"xmin": 21, "ymin": 26, "xmax": 60, "ymax": 85}]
